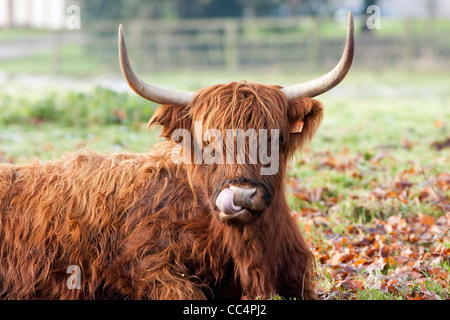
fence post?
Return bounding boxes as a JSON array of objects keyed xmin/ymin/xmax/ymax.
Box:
[
  {"xmin": 50, "ymin": 31, "xmax": 62, "ymax": 75},
  {"xmin": 130, "ymin": 20, "xmax": 145, "ymax": 71},
  {"xmin": 224, "ymin": 20, "xmax": 238, "ymax": 72},
  {"xmin": 404, "ymin": 19, "xmax": 414, "ymax": 70},
  {"xmin": 309, "ymin": 18, "xmax": 320, "ymax": 71}
]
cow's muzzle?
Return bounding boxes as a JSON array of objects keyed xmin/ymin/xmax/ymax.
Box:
[{"xmin": 213, "ymin": 180, "xmax": 268, "ymax": 224}]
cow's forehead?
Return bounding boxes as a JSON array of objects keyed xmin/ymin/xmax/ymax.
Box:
[{"xmin": 191, "ymin": 81, "xmax": 289, "ymax": 129}]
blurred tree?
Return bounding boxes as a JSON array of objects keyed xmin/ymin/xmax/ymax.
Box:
[
  {"xmin": 203, "ymin": 0, "xmax": 242, "ymax": 17},
  {"xmin": 82, "ymin": 0, "xmax": 333, "ymax": 20},
  {"xmin": 83, "ymin": 0, "xmax": 178, "ymax": 21},
  {"xmin": 175, "ymin": 0, "xmax": 242, "ymax": 18},
  {"xmin": 238, "ymin": 0, "xmax": 332, "ymax": 17},
  {"xmin": 83, "ymin": 0, "xmax": 122, "ymax": 21}
]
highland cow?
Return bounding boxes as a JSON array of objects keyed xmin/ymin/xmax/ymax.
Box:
[{"xmin": 0, "ymin": 13, "xmax": 354, "ymax": 299}]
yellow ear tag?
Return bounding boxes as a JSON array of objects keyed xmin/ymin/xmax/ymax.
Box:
[{"xmin": 291, "ymin": 120, "xmax": 304, "ymax": 133}]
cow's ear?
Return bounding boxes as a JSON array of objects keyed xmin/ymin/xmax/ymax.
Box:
[
  {"xmin": 287, "ymin": 97, "xmax": 324, "ymax": 150},
  {"xmin": 148, "ymin": 104, "xmax": 192, "ymax": 139}
]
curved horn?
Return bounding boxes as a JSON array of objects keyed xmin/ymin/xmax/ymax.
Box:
[
  {"xmin": 118, "ymin": 24, "xmax": 195, "ymax": 106},
  {"xmin": 281, "ymin": 12, "xmax": 354, "ymax": 100}
]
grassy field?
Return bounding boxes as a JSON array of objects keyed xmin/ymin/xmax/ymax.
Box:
[{"xmin": 0, "ymin": 70, "xmax": 449, "ymax": 299}]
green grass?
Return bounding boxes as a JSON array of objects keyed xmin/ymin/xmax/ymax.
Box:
[
  {"xmin": 0, "ymin": 124, "xmax": 160, "ymax": 163},
  {"xmin": 0, "ymin": 28, "xmax": 48, "ymax": 40},
  {"xmin": 0, "ymin": 44, "xmax": 109, "ymax": 76},
  {"xmin": 0, "ymin": 87, "xmax": 161, "ymax": 162},
  {"xmin": 0, "ymin": 87, "xmax": 158, "ymax": 127},
  {"xmin": 2, "ymin": 69, "xmax": 447, "ymax": 162}
]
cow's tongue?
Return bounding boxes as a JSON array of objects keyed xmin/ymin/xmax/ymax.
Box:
[{"xmin": 216, "ymin": 188, "xmax": 242, "ymax": 215}]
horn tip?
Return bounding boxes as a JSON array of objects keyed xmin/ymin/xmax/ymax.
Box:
[{"xmin": 118, "ymin": 24, "xmax": 125, "ymax": 47}]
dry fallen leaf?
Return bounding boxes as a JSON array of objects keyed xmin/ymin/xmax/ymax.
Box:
[{"xmin": 418, "ymin": 212, "xmax": 435, "ymax": 226}]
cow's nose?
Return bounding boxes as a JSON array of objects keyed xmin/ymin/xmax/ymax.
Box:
[
  {"xmin": 216, "ymin": 184, "xmax": 265, "ymax": 217},
  {"xmin": 229, "ymin": 186, "xmax": 257, "ymax": 208}
]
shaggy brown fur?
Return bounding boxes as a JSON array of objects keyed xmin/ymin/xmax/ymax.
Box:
[{"xmin": 0, "ymin": 81, "xmax": 323, "ymax": 299}]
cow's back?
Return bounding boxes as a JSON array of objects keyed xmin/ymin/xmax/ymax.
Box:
[{"xmin": 0, "ymin": 147, "xmax": 193, "ymax": 299}]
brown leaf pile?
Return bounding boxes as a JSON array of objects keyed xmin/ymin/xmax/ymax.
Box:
[
  {"xmin": 290, "ymin": 149, "xmax": 450, "ymax": 300},
  {"xmin": 310, "ymin": 214, "xmax": 449, "ymax": 300}
]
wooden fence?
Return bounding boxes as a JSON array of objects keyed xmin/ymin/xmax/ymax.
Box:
[{"xmin": 83, "ymin": 16, "xmax": 450, "ymax": 73}]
